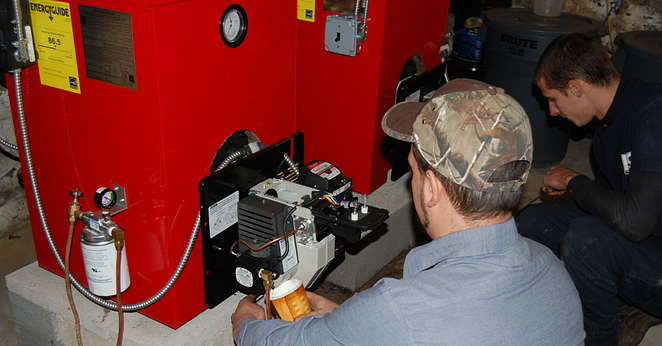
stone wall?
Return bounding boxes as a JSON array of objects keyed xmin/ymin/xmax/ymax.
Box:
[
  {"xmin": 0, "ymin": 87, "xmax": 28, "ymax": 239},
  {"xmin": 512, "ymin": 0, "xmax": 662, "ymax": 45},
  {"xmin": 563, "ymin": 0, "xmax": 662, "ymax": 46}
]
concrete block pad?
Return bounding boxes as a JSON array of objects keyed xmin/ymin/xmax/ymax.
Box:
[
  {"xmin": 325, "ymin": 172, "xmax": 420, "ymax": 290},
  {"xmin": 6, "ymin": 262, "xmax": 241, "ymax": 346}
]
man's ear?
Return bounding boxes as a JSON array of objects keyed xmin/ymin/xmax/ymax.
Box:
[
  {"xmin": 568, "ymin": 80, "xmax": 583, "ymax": 98},
  {"xmin": 425, "ymin": 170, "xmax": 444, "ymax": 208}
]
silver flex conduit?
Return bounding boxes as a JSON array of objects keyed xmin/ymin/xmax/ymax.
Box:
[
  {"xmin": 15, "ymin": 65, "xmax": 299, "ymax": 311},
  {"xmin": 354, "ymin": 0, "xmax": 369, "ymax": 42},
  {"xmin": 0, "ymin": 136, "xmax": 18, "ymax": 151},
  {"xmin": 14, "ymin": 66, "xmax": 200, "ymax": 311},
  {"xmin": 2, "ymin": 0, "xmax": 24, "ymax": 152}
]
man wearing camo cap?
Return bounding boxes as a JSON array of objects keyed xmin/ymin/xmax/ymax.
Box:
[{"xmin": 232, "ymin": 79, "xmax": 584, "ymax": 345}]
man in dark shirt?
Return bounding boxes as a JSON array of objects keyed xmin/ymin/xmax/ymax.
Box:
[{"xmin": 517, "ymin": 32, "xmax": 662, "ymax": 346}]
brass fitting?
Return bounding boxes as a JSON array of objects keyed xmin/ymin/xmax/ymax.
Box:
[
  {"xmin": 68, "ymin": 189, "xmax": 84, "ymax": 225},
  {"xmin": 111, "ymin": 228, "xmax": 126, "ymax": 251},
  {"xmin": 259, "ymin": 269, "xmax": 274, "ymax": 293}
]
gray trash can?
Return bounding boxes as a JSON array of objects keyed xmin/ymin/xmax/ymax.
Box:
[
  {"xmin": 478, "ymin": 8, "xmax": 601, "ymax": 167},
  {"xmin": 612, "ymin": 31, "xmax": 662, "ymax": 84}
]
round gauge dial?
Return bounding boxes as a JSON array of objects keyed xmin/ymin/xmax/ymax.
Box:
[
  {"xmin": 94, "ymin": 187, "xmax": 116, "ymax": 209},
  {"xmin": 221, "ymin": 5, "xmax": 247, "ymax": 48}
]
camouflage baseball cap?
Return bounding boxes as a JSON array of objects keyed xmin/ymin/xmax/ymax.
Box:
[{"xmin": 382, "ymin": 78, "xmax": 533, "ymax": 192}]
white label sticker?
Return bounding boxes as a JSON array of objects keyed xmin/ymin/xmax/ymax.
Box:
[
  {"xmin": 208, "ymin": 191, "xmax": 239, "ymax": 239},
  {"xmin": 235, "ymin": 267, "xmax": 253, "ymax": 288},
  {"xmin": 279, "ymin": 235, "xmax": 298, "ymax": 273},
  {"xmin": 308, "ymin": 161, "xmax": 340, "ymax": 180},
  {"xmin": 621, "ymin": 151, "xmax": 631, "ymax": 175},
  {"xmin": 309, "ymin": 161, "xmax": 331, "ymax": 174},
  {"xmin": 332, "ymin": 182, "xmax": 351, "ymax": 196},
  {"xmin": 89, "ymin": 218, "xmax": 100, "ymax": 232}
]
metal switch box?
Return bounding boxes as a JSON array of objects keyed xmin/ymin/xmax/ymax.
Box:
[{"xmin": 325, "ymin": 15, "xmax": 359, "ymax": 56}]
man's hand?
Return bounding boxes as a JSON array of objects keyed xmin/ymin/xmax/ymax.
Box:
[
  {"xmin": 293, "ymin": 291, "xmax": 339, "ymax": 322},
  {"xmin": 542, "ymin": 165, "xmax": 582, "ymax": 195},
  {"xmin": 232, "ymin": 294, "xmax": 266, "ymax": 339}
]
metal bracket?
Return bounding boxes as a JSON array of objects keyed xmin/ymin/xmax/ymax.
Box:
[
  {"xmin": 90, "ymin": 184, "xmax": 127, "ymax": 219},
  {"xmin": 109, "ymin": 184, "xmax": 127, "ymax": 216}
]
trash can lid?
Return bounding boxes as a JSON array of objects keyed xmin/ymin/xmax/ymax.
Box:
[
  {"xmin": 615, "ymin": 31, "xmax": 662, "ymax": 63},
  {"xmin": 482, "ymin": 8, "xmax": 601, "ymax": 37}
]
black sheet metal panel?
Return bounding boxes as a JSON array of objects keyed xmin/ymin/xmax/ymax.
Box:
[
  {"xmin": 612, "ymin": 31, "xmax": 662, "ymax": 84},
  {"xmin": 198, "ymin": 132, "xmax": 303, "ymax": 308},
  {"xmin": 479, "ymin": 8, "xmax": 602, "ymax": 167}
]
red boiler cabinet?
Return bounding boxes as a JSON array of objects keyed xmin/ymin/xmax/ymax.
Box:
[
  {"xmin": 8, "ymin": 0, "xmax": 296, "ymax": 328},
  {"xmin": 297, "ymin": 0, "xmax": 450, "ymax": 194}
]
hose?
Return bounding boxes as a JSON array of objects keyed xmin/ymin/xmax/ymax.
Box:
[
  {"xmin": 114, "ymin": 231, "xmax": 125, "ymax": 346},
  {"xmin": 65, "ymin": 222, "xmax": 83, "ymax": 346},
  {"xmin": 0, "ymin": 137, "xmax": 18, "ymax": 151},
  {"xmin": 265, "ymin": 289, "xmax": 272, "ymax": 320},
  {"xmin": 14, "ymin": 66, "xmax": 200, "ymax": 311}
]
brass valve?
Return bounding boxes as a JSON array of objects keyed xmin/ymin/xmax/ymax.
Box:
[
  {"xmin": 68, "ymin": 189, "xmax": 84, "ymax": 224},
  {"xmin": 111, "ymin": 228, "xmax": 126, "ymax": 251},
  {"xmin": 259, "ymin": 269, "xmax": 274, "ymax": 294}
]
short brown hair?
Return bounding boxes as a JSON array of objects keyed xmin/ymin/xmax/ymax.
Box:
[
  {"xmin": 533, "ymin": 33, "xmax": 620, "ymax": 94},
  {"xmin": 412, "ymin": 146, "xmax": 524, "ymax": 221}
]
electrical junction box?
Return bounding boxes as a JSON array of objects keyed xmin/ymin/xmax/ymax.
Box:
[{"xmin": 325, "ymin": 15, "xmax": 359, "ymax": 56}]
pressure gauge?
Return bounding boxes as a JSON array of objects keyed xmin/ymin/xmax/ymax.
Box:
[
  {"xmin": 221, "ymin": 5, "xmax": 247, "ymax": 48},
  {"xmin": 94, "ymin": 187, "xmax": 116, "ymax": 209}
]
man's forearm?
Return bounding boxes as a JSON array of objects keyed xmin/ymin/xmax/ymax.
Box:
[{"xmin": 568, "ymin": 172, "xmax": 662, "ymax": 242}]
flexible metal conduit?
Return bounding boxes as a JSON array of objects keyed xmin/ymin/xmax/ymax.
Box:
[
  {"xmin": 353, "ymin": 0, "xmax": 369, "ymax": 41},
  {"xmin": 15, "ymin": 66, "xmax": 200, "ymax": 311},
  {"xmin": 218, "ymin": 149, "xmax": 248, "ymax": 171},
  {"xmin": 354, "ymin": 0, "xmax": 369, "ymax": 42},
  {"xmin": 12, "ymin": 0, "xmax": 28, "ymax": 63},
  {"xmin": 219, "ymin": 148, "xmax": 299, "ymax": 177},
  {"xmin": 0, "ymin": 136, "xmax": 18, "ymax": 151},
  {"xmin": 360, "ymin": 0, "xmax": 369, "ymax": 41},
  {"xmin": 15, "ymin": 66, "xmax": 301, "ymax": 311},
  {"xmin": 283, "ymin": 153, "xmax": 299, "ymax": 178},
  {"xmin": 2, "ymin": 0, "xmax": 25, "ymax": 152}
]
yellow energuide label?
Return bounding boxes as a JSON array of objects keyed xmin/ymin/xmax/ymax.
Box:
[
  {"xmin": 297, "ymin": 0, "xmax": 315, "ymax": 22},
  {"xmin": 30, "ymin": 0, "xmax": 81, "ymax": 93}
]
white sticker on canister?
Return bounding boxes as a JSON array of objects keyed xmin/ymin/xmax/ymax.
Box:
[
  {"xmin": 80, "ymin": 241, "xmax": 130, "ymax": 296},
  {"xmin": 235, "ymin": 267, "xmax": 253, "ymax": 288}
]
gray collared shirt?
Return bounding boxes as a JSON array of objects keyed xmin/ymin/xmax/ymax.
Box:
[{"xmin": 235, "ymin": 218, "xmax": 585, "ymax": 345}]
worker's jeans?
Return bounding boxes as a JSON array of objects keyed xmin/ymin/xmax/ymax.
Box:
[{"xmin": 516, "ymin": 199, "xmax": 662, "ymax": 346}]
